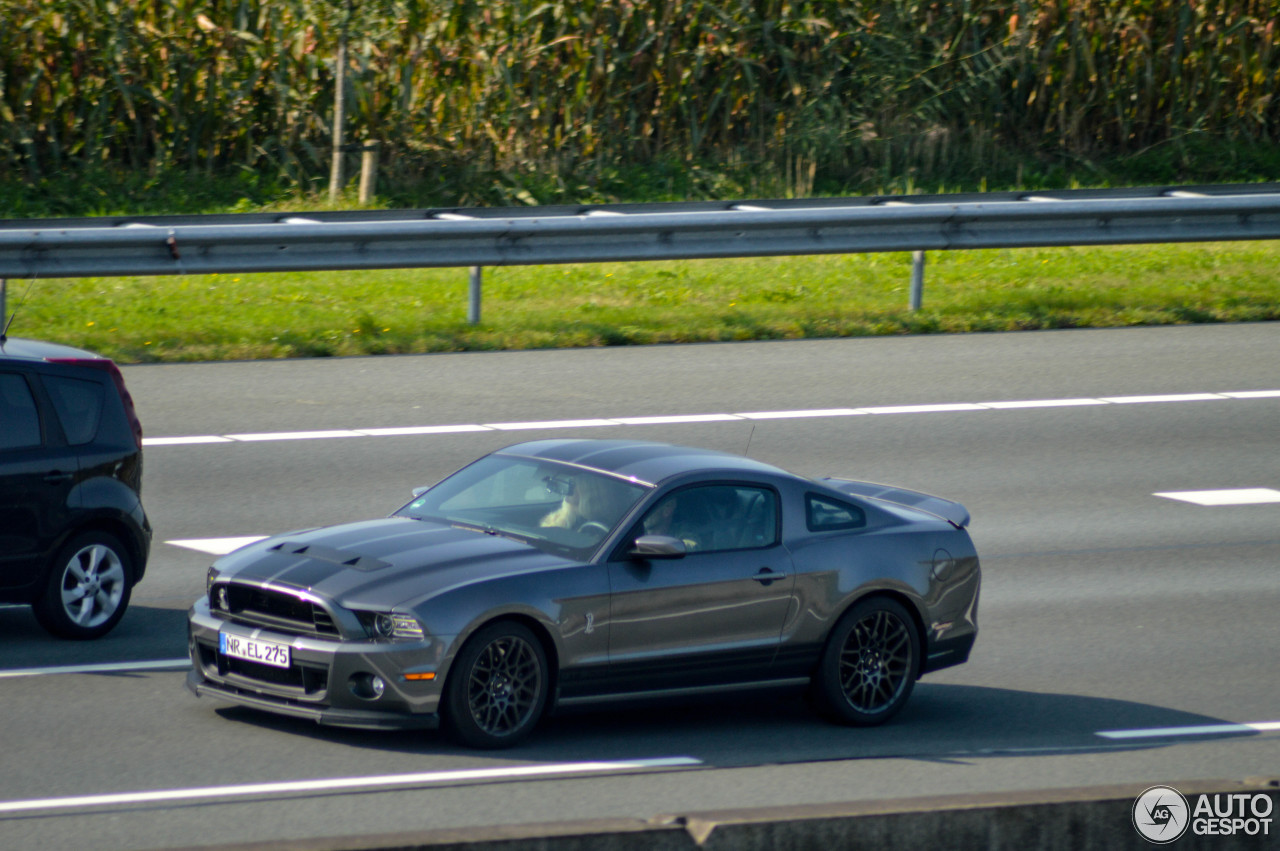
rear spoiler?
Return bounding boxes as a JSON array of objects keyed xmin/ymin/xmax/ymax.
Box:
[{"xmin": 820, "ymin": 478, "xmax": 971, "ymax": 529}]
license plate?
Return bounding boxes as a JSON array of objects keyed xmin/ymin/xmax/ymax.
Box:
[{"xmin": 219, "ymin": 632, "xmax": 291, "ymax": 669}]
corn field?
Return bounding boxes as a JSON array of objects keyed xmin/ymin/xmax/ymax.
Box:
[{"xmin": 1, "ymin": 0, "xmax": 1277, "ymax": 202}]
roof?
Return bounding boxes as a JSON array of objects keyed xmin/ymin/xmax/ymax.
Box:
[
  {"xmin": 497, "ymin": 439, "xmax": 791, "ymax": 486},
  {"xmin": 0, "ymin": 336, "xmax": 107, "ymax": 362}
]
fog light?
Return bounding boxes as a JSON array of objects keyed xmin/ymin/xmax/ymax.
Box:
[{"xmin": 349, "ymin": 672, "xmax": 387, "ymax": 700}]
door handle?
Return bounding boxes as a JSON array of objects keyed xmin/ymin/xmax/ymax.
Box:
[
  {"xmin": 752, "ymin": 568, "xmax": 786, "ymax": 584},
  {"xmin": 43, "ymin": 471, "xmax": 74, "ymax": 484}
]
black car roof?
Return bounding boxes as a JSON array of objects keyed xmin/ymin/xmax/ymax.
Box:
[
  {"xmin": 497, "ymin": 439, "xmax": 792, "ymax": 486},
  {"xmin": 0, "ymin": 336, "xmax": 107, "ymax": 362}
]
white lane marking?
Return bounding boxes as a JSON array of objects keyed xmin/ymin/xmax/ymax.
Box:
[
  {"xmin": 168, "ymin": 536, "xmax": 269, "ymax": 555},
  {"xmin": 140, "ymin": 390, "xmax": 1280, "ymax": 447},
  {"xmin": 1097, "ymin": 721, "xmax": 1280, "ymax": 740},
  {"xmin": 1100, "ymin": 393, "xmax": 1226, "ymax": 404},
  {"xmin": 0, "ymin": 757, "xmax": 702, "ymax": 814},
  {"xmin": 1224, "ymin": 390, "xmax": 1280, "ymax": 399},
  {"xmin": 224, "ymin": 430, "xmax": 365, "ymax": 441},
  {"xmin": 486, "ymin": 418, "xmax": 620, "ymax": 431},
  {"xmin": 737, "ymin": 408, "xmax": 863, "ymax": 419},
  {"xmin": 0, "ymin": 659, "xmax": 191, "ymax": 679},
  {"xmin": 144, "ymin": 435, "xmax": 234, "ymax": 446},
  {"xmin": 979, "ymin": 398, "xmax": 1107, "ymax": 409},
  {"xmin": 1154, "ymin": 488, "xmax": 1280, "ymax": 506},
  {"xmin": 612, "ymin": 414, "xmax": 743, "ymax": 425},
  {"xmin": 861, "ymin": 403, "xmax": 989, "ymax": 415},
  {"xmin": 356, "ymin": 425, "xmax": 491, "ymax": 436}
]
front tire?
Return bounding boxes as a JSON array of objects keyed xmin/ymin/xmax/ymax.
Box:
[
  {"xmin": 442, "ymin": 621, "xmax": 548, "ymax": 749},
  {"xmin": 34, "ymin": 531, "xmax": 133, "ymax": 640},
  {"xmin": 813, "ymin": 596, "xmax": 919, "ymax": 726}
]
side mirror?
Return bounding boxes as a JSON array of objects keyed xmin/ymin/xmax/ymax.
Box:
[
  {"xmin": 629, "ymin": 535, "xmax": 687, "ymax": 559},
  {"xmin": 411, "ymin": 485, "xmax": 431, "ymax": 498}
]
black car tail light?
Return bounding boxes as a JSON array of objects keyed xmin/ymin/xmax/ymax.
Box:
[{"xmin": 47, "ymin": 356, "xmax": 143, "ymax": 448}]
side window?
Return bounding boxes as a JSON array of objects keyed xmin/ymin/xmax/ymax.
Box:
[
  {"xmin": 638, "ymin": 484, "xmax": 778, "ymax": 553},
  {"xmin": 806, "ymin": 494, "xmax": 867, "ymax": 532},
  {"xmin": 0, "ymin": 372, "xmax": 42, "ymax": 450},
  {"xmin": 42, "ymin": 375, "xmax": 104, "ymax": 446}
]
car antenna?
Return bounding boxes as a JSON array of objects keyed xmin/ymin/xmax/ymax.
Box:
[
  {"xmin": 1, "ymin": 277, "xmax": 33, "ymax": 342},
  {"xmin": 742, "ymin": 423, "xmax": 756, "ymax": 457},
  {"xmin": 1, "ymin": 278, "xmax": 9, "ymax": 341}
]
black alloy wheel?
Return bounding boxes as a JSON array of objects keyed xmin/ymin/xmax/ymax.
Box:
[
  {"xmin": 814, "ymin": 596, "xmax": 919, "ymax": 726},
  {"xmin": 33, "ymin": 531, "xmax": 134, "ymax": 640},
  {"xmin": 443, "ymin": 620, "xmax": 548, "ymax": 749}
]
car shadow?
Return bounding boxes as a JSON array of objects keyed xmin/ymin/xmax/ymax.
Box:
[
  {"xmin": 0, "ymin": 604, "xmax": 189, "ymax": 669},
  {"xmin": 209, "ymin": 682, "xmax": 1264, "ymax": 767}
]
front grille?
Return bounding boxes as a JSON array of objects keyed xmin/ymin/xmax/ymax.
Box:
[
  {"xmin": 215, "ymin": 582, "xmax": 341, "ymax": 638},
  {"xmin": 196, "ymin": 639, "xmax": 329, "ymax": 695}
]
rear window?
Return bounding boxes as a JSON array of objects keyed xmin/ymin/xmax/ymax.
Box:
[
  {"xmin": 0, "ymin": 372, "xmax": 42, "ymax": 450},
  {"xmin": 43, "ymin": 375, "xmax": 104, "ymax": 445}
]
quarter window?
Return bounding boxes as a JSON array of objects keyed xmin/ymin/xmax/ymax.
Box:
[
  {"xmin": 0, "ymin": 373, "xmax": 41, "ymax": 450},
  {"xmin": 43, "ymin": 375, "xmax": 103, "ymax": 446},
  {"xmin": 806, "ymin": 494, "xmax": 867, "ymax": 532}
]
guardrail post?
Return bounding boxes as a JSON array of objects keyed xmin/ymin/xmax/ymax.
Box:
[
  {"xmin": 909, "ymin": 250, "xmax": 926, "ymax": 311},
  {"xmin": 468, "ymin": 266, "xmax": 482, "ymax": 325}
]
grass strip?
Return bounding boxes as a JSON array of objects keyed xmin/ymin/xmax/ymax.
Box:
[{"xmin": 11, "ymin": 241, "xmax": 1279, "ymax": 364}]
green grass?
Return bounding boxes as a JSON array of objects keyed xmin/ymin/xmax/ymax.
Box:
[{"xmin": 10, "ymin": 241, "xmax": 1279, "ymax": 363}]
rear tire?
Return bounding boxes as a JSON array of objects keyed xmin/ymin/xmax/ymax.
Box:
[
  {"xmin": 34, "ymin": 531, "xmax": 133, "ymax": 640},
  {"xmin": 442, "ymin": 621, "xmax": 548, "ymax": 749},
  {"xmin": 812, "ymin": 596, "xmax": 919, "ymax": 726}
]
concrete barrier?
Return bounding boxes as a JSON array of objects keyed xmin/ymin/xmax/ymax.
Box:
[{"xmin": 185, "ymin": 776, "xmax": 1278, "ymax": 851}]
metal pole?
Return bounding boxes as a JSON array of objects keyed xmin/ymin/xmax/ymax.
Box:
[
  {"xmin": 909, "ymin": 250, "xmax": 926, "ymax": 311},
  {"xmin": 468, "ymin": 266, "xmax": 482, "ymax": 325}
]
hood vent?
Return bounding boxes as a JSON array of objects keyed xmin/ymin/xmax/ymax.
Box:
[{"xmin": 269, "ymin": 541, "xmax": 391, "ymax": 572}]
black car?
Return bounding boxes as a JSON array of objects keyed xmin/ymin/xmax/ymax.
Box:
[
  {"xmin": 0, "ymin": 336, "xmax": 151, "ymax": 639},
  {"xmin": 188, "ymin": 439, "xmax": 979, "ymax": 747}
]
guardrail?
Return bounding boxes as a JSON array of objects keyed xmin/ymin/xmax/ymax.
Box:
[{"xmin": 2, "ymin": 183, "xmax": 1279, "ymax": 321}]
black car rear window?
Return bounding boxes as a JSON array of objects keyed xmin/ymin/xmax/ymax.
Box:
[
  {"xmin": 0, "ymin": 372, "xmax": 42, "ymax": 450},
  {"xmin": 43, "ymin": 375, "xmax": 104, "ymax": 445}
]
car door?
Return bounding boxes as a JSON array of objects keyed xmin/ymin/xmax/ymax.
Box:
[
  {"xmin": 0, "ymin": 370, "xmax": 80, "ymax": 591},
  {"xmin": 602, "ymin": 482, "xmax": 795, "ymax": 693}
]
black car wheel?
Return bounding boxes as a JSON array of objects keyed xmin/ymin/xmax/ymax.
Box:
[
  {"xmin": 443, "ymin": 621, "xmax": 548, "ymax": 749},
  {"xmin": 813, "ymin": 596, "xmax": 919, "ymax": 726},
  {"xmin": 34, "ymin": 531, "xmax": 133, "ymax": 640}
]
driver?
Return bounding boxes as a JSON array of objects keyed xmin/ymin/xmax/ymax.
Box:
[{"xmin": 541, "ymin": 473, "xmax": 625, "ymax": 532}]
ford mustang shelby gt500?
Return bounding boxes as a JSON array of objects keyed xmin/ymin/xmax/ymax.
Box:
[{"xmin": 187, "ymin": 439, "xmax": 979, "ymax": 748}]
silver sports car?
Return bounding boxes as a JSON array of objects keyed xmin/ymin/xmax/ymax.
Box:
[{"xmin": 187, "ymin": 439, "xmax": 980, "ymax": 748}]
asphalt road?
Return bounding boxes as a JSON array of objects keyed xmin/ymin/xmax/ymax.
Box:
[{"xmin": 1, "ymin": 323, "xmax": 1277, "ymax": 850}]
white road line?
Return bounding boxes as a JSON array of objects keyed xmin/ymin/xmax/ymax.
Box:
[
  {"xmin": 139, "ymin": 389, "xmax": 1280, "ymax": 447},
  {"xmin": 1097, "ymin": 721, "xmax": 1280, "ymax": 740},
  {"xmin": 168, "ymin": 536, "xmax": 270, "ymax": 555},
  {"xmin": 1154, "ymin": 488, "xmax": 1280, "ymax": 506},
  {"xmin": 0, "ymin": 757, "xmax": 702, "ymax": 814},
  {"xmin": 0, "ymin": 659, "xmax": 191, "ymax": 679}
]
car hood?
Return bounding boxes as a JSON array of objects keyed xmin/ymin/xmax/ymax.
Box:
[{"xmin": 213, "ymin": 517, "xmax": 572, "ymax": 608}]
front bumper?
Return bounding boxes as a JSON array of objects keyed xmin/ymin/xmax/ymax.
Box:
[{"xmin": 187, "ymin": 597, "xmax": 447, "ymax": 731}]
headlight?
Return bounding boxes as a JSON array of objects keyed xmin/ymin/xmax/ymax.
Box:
[
  {"xmin": 206, "ymin": 566, "xmax": 219, "ymax": 597},
  {"xmin": 357, "ymin": 611, "xmax": 425, "ymax": 640}
]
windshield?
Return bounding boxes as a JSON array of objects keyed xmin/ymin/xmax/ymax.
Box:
[{"xmin": 395, "ymin": 454, "xmax": 651, "ymax": 556}]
